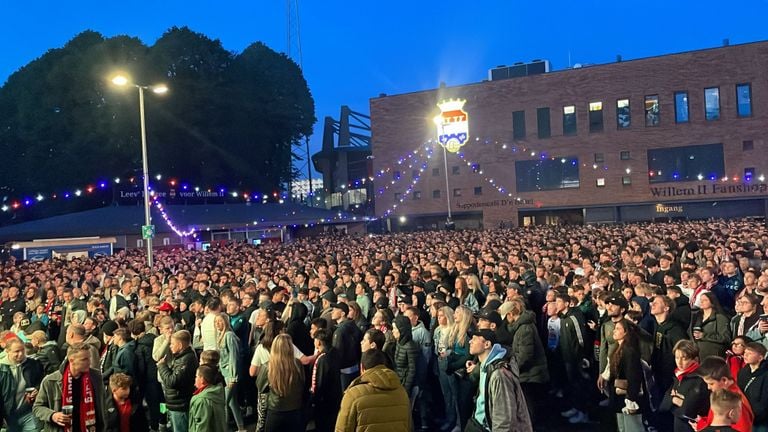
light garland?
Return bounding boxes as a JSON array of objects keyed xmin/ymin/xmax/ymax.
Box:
[
  {"xmin": 149, "ymin": 189, "xmax": 197, "ymax": 238},
  {"xmin": 381, "ymin": 168, "xmax": 426, "ymax": 218}
]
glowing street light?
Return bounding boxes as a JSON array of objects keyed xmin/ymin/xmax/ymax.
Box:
[{"xmin": 110, "ymin": 73, "xmax": 168, "ymax": 267}]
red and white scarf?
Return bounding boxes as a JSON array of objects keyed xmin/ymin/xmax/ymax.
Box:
[
  {"xmin": 311, "ymin": 352, "xmax": 326, "ymax": 394},
  {"xmin": 62, "ymin": 364, "xmax": 97, "ymax": 432}
]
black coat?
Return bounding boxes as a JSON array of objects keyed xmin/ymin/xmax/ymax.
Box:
[
  {"xmin": 737, "ymin": 360, "xmax": 768, "ymax": 425},
  {"xmin": 332, "ymin": 319, "xmax": 362, "ymax": 370},
  {"xmin": 651, "ymin": 318, "xmax": 687, "ymax": 393},
  {"xmin": 660, "ymin": 367, "xmax": 710, "ymax": 432},
  {"xmin": 158, "ymin": 346, "xmax": 199, "ymax": 411},
  {"xmin": 33, "ymin": 342, "xmax": 62, "ymax": 375},
  {"xmin": 134, "ymin": 333, "xmax": 158, "ymax": 391},
  {"xmin": 312, "ymin": 347, "xmax": 342, "ymax": 411},
  {"xmin": 103, "ymin": 394, "xmax": 148, "ymax": 432}
]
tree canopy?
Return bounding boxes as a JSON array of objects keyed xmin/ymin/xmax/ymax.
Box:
[{"xmin": 0, "ymin": 27, "xmax": 315, "ymax": 198}]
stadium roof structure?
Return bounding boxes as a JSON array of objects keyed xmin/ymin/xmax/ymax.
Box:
[{"xmin": 0, "ymin": 203, "xmax": 360, "ymax": 242}]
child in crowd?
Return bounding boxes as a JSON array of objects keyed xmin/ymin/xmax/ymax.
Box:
[{"xmin": 697, "ymin": 356, "xmax": 754, "ymax": 432}]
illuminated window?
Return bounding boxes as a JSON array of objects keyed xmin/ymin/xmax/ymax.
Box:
[
  {"xmin": 413, "ymin": 191, "xmax": 421, "ymax": 200},
  {"xmin": 620, "ymin": 151, "xmax": 631, "ymax": 160},
  {"xmin": 674, "ymin": 92, "xmax": 689, "ymax": 123},
  {"xmin": 745, "ymin": 167, "xmax": 755, "ymax": 180},
  {"xmin": 622, "ymin": 176, "xmax": 632, "ymax": 185},
  {"xmin": 563, "ymin": 105, "xmax": 577, "ymax": 135},
  {"xmin": 737, "ymin": 84, "xmax": 752, "ymax": 117},
  {"xmin": 596, "ymin": 178, "xmax": 606, "ymax": 187},
  {"xmin": 589, "ymin": 102, "xmax": 603, "ymax": 132},
  {"xmin": 474, "ymin": 187, "xmax": 483, "ymax": 196},
  {"xmin": 453, "ymin": 188, "xmax": 462, "ymax": 197},
  {"xmin": 647, "ymin": 143, "xmax": 724, "ymax": 183},
  {"xmin": 512, "ymin": 110, "xmax": 526, "ymax": 139},
  {"xmin": 617, "ymin": 99, "xmax": 631, "ymax": 129},
  {"xmin": 537, "ymin": 107, "xmax": 551, "ymax": 138},
  {"xmin": 704, "ymin": 87, "xmax": 720, "ymax": 120},
  {"xmin": 645, "ymin": 95, "xmax": 660, "ymax": 126},
  {"xmin": 594, "ymin": 153, "xmax": 604, "ymax": 163}
]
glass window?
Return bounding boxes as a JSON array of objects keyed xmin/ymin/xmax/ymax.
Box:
[
  {"xmin": 452, "ymin": 166, "xmax": 460, "ymax": 175},
  {"xmin": 745, "ymin": 167, "xmax": 755, "ymax": 181},
  {"xmin": 537, "ymin": 107, "xmax": 551, "ymax": 138},
  {"xmin": 620, "ymin": 151, "xmax": 631, "ymax": 160},
  {"xmin": 515, "ymin": 157, "xmax": 580, "ymax": 192},
  {"xmin": 474, "ymin": 187, "xmax": 482, "ymax": 196},
  {"xmin": 737, "ymin": 84, "xmax": 752, "ymax": 117},
  {"xmin": 563, "ymin": 105, "xmax": 577, "ymax": 135},
  {"xmin": 432, "ymin": 190, "xmax": 441, "ymax": 198},
  {"xmin": 622, "ymin": 176, "xmax": 632, "ymax": 185},
  {"xmin": 647, "ymin": 143, "xmax": 724, "ymax": 184},
  {"xmin": 743, "ymin": 140, "xmax": 754, "ymax": 151},
  {"xmin": 594, "ymin": 153, "xmax": 604, "ymax": 163},
  {"xmin": 512, "ymin": 110, "xmax": 526, "ymax": 139},
  {"xmin": 453, "ymin": 188, "xmax": 462, "ymax": 197},
  {"xmin": 589, "ymin": 102, "xmax": 603, "ymax": 132},
  {"xmin": 393, "ymin": 170, "xmax": 401, "ymax": 180},
  {"xmin": 394, "ymin": 193, "xmax": 401, "ymax": 202},
  {"xmin": 704, "ymin": 87, "xmax": 720, "ymax": 120},
  {"xmin": 674, "ymin": 92, "xmax": 689, "ymax": 123},
  {"xmin": 412, "ymin": 170, "xmax": 420, "ymax": 179},
  {"xmin": 596, "ymin": 178, "xmax": 606, "ymax": 187},
  {"xmin": 471, "ymin": 163, "xmax": 480, "ymax": 173},
  {"xmin": 617, "ymin": 99, "xmax": 631, "ymax": 128},
  {"xmin": 432, "ymin": 168, "xmax": 439, "ymax": 176},
  {"xmin": 645, "ymin": 95, "xmax": 660, "ymax": 126},
  {"xmin": 412, "ymin": 191, "xmax": 421, "ymax": 200}
]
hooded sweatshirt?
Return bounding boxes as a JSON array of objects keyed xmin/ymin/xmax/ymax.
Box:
[
  {"xmin": 393, "ymin": 315, "xmax": 418, "ymax": 393},
  {"xmin": 474, "ymin": 343, "xmax": 507, "ymax": 426}
]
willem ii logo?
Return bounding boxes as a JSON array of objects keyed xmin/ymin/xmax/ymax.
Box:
[{"xmin": 433, "ymin": 99, "xmax": 469, "ymax": 153}]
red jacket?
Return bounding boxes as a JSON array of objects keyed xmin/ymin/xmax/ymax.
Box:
[{"xmin": 696, "ymin": 383, "xmax": 754, "ymax": 432}]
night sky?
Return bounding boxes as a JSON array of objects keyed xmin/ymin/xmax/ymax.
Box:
[{"xmin": 2, "ymin": 0, "xmax": 767, "ymax": 177}]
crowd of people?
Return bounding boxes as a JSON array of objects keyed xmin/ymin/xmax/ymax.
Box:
[{"xmin": 0, "ymin": 218, "xmax": 766, "ymax": 432}]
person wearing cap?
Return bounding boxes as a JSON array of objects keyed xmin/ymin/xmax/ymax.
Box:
[
  {"xmin": 598, "ymin": 293, "xmax": 629, "ymax": 395},
  {"xmin": 319, "ymin": 291, "xmax": 336, "ymax": 329},
  {"xmin": 554, "ymin": 293, "xmax": 590, "ymax": 424},
  {"xmin": 477, "ymin": 308, "xmax": 513, "ymax": 346},
  {"xmin": 392, "ymin": 315, "xmax": 419, "ymax": 397},
  {"xmin": 331, "ymin": 302, "xmax": 363, "ymax": 390},
  {"xmin": 465, "ymin": 328, "xmax": 532, "ymax": 432},
  {"xmin": 158, "ymin": 302, "xmax": 174, "ymax": 316}
]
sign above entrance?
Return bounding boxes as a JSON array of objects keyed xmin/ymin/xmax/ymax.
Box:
[{"xmin": 433, "ymin": 99, "xmax": 469, "ymax": 153}]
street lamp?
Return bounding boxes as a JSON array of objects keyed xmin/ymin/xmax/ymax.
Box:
[{"xmin": 111, "ymin": 74, "xmax": 168, "ymax": 268}]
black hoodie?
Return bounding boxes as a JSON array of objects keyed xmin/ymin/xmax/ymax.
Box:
[
  {"xmin": 287, "ymin": 303, "xmax": 313, "ymax": 356},
  {"xmin": 737, "ymin": 360, "xmax": 768, "ymax": 425},
  {"xmin": 393, "ymin": 315, "xmax": 418, "ymax": 393}
]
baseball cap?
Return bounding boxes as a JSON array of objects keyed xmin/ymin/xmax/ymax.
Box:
[
  {"xmin": 469, "ymin": 328, "xmax": 497, "ymax": 345},
  {"xmin": 158, "ymin": 302, "xmax": 175, "ymax": 312},
  {"xmin": 321, "ymin": 291, "xmax": 337, "ymax": 303},
  {"xmin": 605, "ymin": 293, "xmax": 629, "ymax": 310},
  {"xmin": 477, "ymin": 309, "xmax": 503, "ymax": 327},
  {"xmin": 331, "ymin": 302, "xmax": 349, "ymax": 315}
]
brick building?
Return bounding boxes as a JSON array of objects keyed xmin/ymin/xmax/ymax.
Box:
[{"xmin": 370, "ymin": 41, "xmax": 768, "ymax": 229}]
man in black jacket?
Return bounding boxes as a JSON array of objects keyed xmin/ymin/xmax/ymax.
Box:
[
  {"xmin": 737, "ymin": 342, "xmax": 768, "ymax": 429},
  {"xmin": 0, "ymin": 286, "xmax": 25, "ymax": 330},
  {"xmin": 331, "ymin": 303, "xmax": 362, "ymax": 390},
  {"xmin": 650, "ymin": 295, "xmax": 687, "ymax": 395},
  {"xmin": 311, "ymin": 329, "xmax": 342, "ymax": 432},
  {"xmin": 158, "ymin": 330, "xmax": 198, "ymax": 432},
  {"xmin": 128, "ymin": 319, "xmax": 161, "ymax": 431}
]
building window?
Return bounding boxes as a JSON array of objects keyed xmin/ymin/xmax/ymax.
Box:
[
  {"xmin": 515, "ymin": 157, "xmax": 580, "ymax": 192},
  {"xmin": 432, "ymin": 190, "xmax": 441, "ymax": 199},
  {"xmin": 617, "ymin": 98, "xmax": 631, "ymax": 129},
  {"xmin": 412, "ymin": 170, "xmax": 420, "ymax": 179},
  {"xmin": 737, "ymin": 84, "xmax": 752, "ymax": 117},
  {"xmin": 471, "ymin": 163, "xmax": 480, "ymax": 173},
  {"xmin": 647, "ymin": 143, "xmax": 724, "ymax": 183},
  {"xmin": 704, "ymin": 87, "xmax": 720, "ymax": 120},
  {"xmin": 394, "ymin": 193, "xmax": 401, "ymax": 202},
  {"xmin": 620, "ymin": 151, "xmax": 631, "ymax": 160},
  {"xmin": 537, "ymin": 107, "xmax": 551, "ymax": 138},
  {"xmin": 512, "ymin": 110, "xmax": 526, "ymax": 139},
  {"xmin": 589, "ymin": 102, "xmax": 603, "ymax": 132},
  {"xmin": 645, "ymin": 95, "xmax": 660, "ymax": 126},
  {"xmin": 453, "ymin": 188, "xmax": 462, "ymax": 197},
  {"xmin": 432, "ymin": 168, "xmax": 439, "ymax": 176},
  {"xmin": 745, "ymin": 167, "xmax": 755, "ymax": 181},
  {"xmin": 474, "ymin": 187, "xmax": 483, "ymax": 196},
  {"xmin": 594, "ymin": 153, "xmax": 604, "ymax": 163},
  {"xmin": 743, "ymin": 140, "xmax": 754, "ymax": 151},
  {"xmin": 413, "ymin": 191, "xmax": 421, "ymax": 200},
  {"xmin": 596, "ymin": 178, "xmax": 606, "ymax": 187},
  {"xmin": 393, "ymin": 170, "xmax": 401, "ymax": 180},
  {"xmin": 563, "ymin": 105, "xmax": 577, "ymax": 135},
  {"xmin": 452, "ymin": 166, "xmax": 460, "ymax": 175},
  {"xmin": 674, "ymin": 91, "xmax": 689, "ymax": 123},
  {"xmin": 137, "ymin": 239, "xmax": 144, "ymax": 248},
  {"xmin": 622, "ymin": 176, "xmax": 632, "ymax": 185}
]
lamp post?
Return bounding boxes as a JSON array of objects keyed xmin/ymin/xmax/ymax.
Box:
[{"xmin": 111, "ymin": 75, "xmax": 168, "ymax": 268}]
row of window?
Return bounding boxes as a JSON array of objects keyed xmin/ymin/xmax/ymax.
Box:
[
  {"xmin": 510, "ymin": 83, "xmax": 753, "ymax": 138},
  {"xmin": 395, "ymin": 187, "xmax": 484, "ymax": 201}
]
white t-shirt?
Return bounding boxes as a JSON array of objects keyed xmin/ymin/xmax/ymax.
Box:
[{"xmin": 250, "ymin": 343, "xmax": 304, "ymax": 367}]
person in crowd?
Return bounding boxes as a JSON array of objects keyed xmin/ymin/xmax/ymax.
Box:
[
  {"xmin": 285, "ymin": 301, "xmax": 313, "ymax": 356},
  {"xmin": 465, "ymin": 328, "xmax": 532, "ymax": 432},
  {"xmin": 499, "ymin": 298, "xmax": 549, "ymax": 424},
  {"xmin": 703, "ymin": 388, "xmax": 743, "ymax": 432},
  {"xmin": 310, "ymin": 328, "xmax": 341, "ymax": 432},
  {"xmin": 392, "ymin": 314, "xmax": 419, "ymax": 398},
  {"xmin": 103, "ymin": 373, "xmax": 147, "ymax": 432},
  {"xmin": 737, "ymin": 342, "xmax": 768, "ymax": 431},
  {"xmin": 214, "ymin": 312, "xmax": 246, "ymax": 432},
  {"xmin": 660, "ymin": 340, "xmax": 710, "ymax": 432},
  {"xmin": 0, "ymin": 337, "xmax": 44, "ymax": 431},
  {"xmin": 697, "ymin": 356, "xmax": 754, "ymax": 432},
  {"xmin": 65, "ymin": 324, "xmax": 101, "ymax": 370},
  {"xmin": 127, "ymin": 319, "xmax": 161, "ymax": 431},
  {"xmin": 726, "ymin": 336, "xmax": 751, "ymax": 382},
  {"xmin": 732, "ymin": 293, "xmax": 762, "ymax": 340},
  {"xmin": 454, "ymin": 277, "xmax": 479, "ymax": 314},
  {"xmin": 434, "ymin": 305, "xmax": 460, "ymax": 431},
  {"xmin": 256, "ymin": 333, "xmax": 306, "ymax": 430},
  {"xmin": 604, "ymin": 319, "xmax": 644, "ymax": 432},
  {"xmin": 331, "ymin": 302, "xmax": 363, "ymax": 390},
  {"xmin": 158, "ymin": 330, "xmax": 198, "ymax": 432},
  {"xmin": 693, "ymin": 292, "xmax": 732, "ymax": 360},
  {"xmin": 335, "ymin": 349, "xmax": 411, "ymax": 432},
  {"xmin": 29, "ymin": 330, "xmax": 61, "ymax": 375},
  {"xmin": 555, "ymin": 292, "xmax": 590, "ymax": 424},
  {"xmin": 651, "ymin": 294, "xmax": 688, "ymax": 395},
  {"xmin": 188, "ymin": 364, "xmax": 227, "ymax": 432},
  {"xmin": 111, "ymin": 328, "xmax": 137, "ymax": 379},
  {"xmin": 598, "ymin": 293, "xmax": 629, "ymax": 400},
  {"xmin": 34, "ymin": 343, "xmax": 105, "ymax": 432}
]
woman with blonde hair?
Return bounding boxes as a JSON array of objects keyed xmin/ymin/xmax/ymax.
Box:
[
  {"xmin": 215, "ymin": 313, "xmax": 245, "ymax": 432},
  {"xmin": 434, "ymin": 305, "xmax": 459, "ymax": 431},
  {"xmin": 447, "ymin": 305, "xmax": 474, "ymax": 429},
  {"xmin": 256, "ymin": 333, "xmax": 306, "ymax": 430}
]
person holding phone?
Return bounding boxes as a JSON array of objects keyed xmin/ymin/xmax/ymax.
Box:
[{"xmin": 659, "ymin": 340, "xmax": 710, "ymax": 432}]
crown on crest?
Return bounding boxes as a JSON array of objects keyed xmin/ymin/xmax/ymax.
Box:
[{"xmin": 437, "ymin": 99, "xmax": 467, "ymax": 112}]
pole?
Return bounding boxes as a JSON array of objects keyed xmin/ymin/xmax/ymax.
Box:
[
  {"xmin": 306, "ymin": 136, "xmax": 312, "ymax": 204},
  {"xmin": 442, "ymin": 145, "xmax": 452, "ymax": 221},
  {"xmin": 138, "ymin": 86, "xmax": 153, "ymax": 268}
]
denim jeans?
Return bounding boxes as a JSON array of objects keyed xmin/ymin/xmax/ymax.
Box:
[
  {"xmin": 9, "ymin": 411, "xmax": 40, "ymax": 432},
  {"xmin": 168, "ymin": 410, "xmax": 189, "ymax": 432},
  {"xmin": 226, "ymin": 382, "xmax": 245, "ymax": 430}
]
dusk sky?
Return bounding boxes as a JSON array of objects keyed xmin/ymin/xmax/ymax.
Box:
[{"xmin": 2, "ymin": 0, "xmax": 768, "ymax": 178}]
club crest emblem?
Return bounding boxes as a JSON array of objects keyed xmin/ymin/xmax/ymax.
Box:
[{"xmin": 433, "ymin": 99, "xmax": 469, "ymax": 153}]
